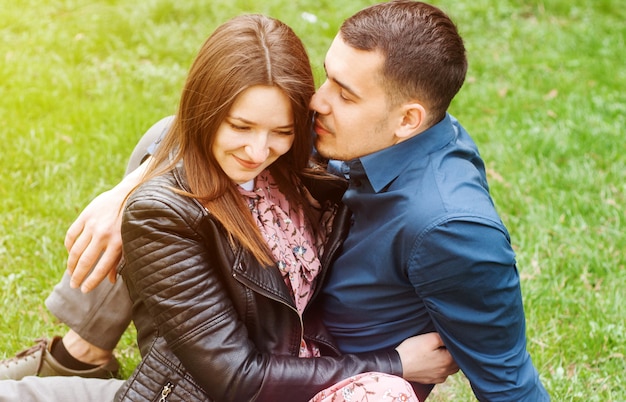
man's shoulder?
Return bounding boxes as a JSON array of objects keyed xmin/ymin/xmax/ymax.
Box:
[{"xmin": 398, "ymin": 158, "xmax": 504, "ymax": 237}]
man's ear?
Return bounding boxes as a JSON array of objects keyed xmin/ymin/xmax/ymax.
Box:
[{"xmin": 396, "ymin": 102, "xmax": 427, "ymax": 139}]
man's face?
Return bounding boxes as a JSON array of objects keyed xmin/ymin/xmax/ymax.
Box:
[{"xmin": 310, "ymin": 35, "xmax": 402, "ymax": 161}]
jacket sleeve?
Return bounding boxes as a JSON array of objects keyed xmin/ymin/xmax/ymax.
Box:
[{"xmin": 121, "ymin": 183, "xmax": 403, "ymax": 402}]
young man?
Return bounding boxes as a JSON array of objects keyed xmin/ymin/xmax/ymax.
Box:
[
  {"xmin": 310, "ymin": 2, "xmax": 549, "ymax": 400},
  {"xmin": 2, "ymin": 1, "xmax": 548, "ymax": 400}
]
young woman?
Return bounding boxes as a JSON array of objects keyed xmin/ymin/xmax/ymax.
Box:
[{"xmin": 0, "ymin": 13, "xmax": 448, "ymax": 402}]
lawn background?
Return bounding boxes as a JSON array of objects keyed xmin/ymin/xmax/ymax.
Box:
[{"xmin": 1, "ymin": 0, "xmax": 624, "ymax": 400}]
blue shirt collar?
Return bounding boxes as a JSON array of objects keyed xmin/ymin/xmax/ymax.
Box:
[{"xmin": 349, "ymin": 113, "xmax": 457, "ymax": 193}]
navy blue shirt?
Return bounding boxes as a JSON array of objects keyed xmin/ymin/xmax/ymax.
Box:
[{"xmin": 322, "ymin": 114, "xmax": 549, "ymax": 401}]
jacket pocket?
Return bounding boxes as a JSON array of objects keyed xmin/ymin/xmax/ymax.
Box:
[{"xmin": 115, "ymin": 337, "xmax": 211, "ymax": 402}]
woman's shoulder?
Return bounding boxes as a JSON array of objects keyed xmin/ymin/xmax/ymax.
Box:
[
  {"xmin": 126, "ymin": 170, "xmax": 205, "ymax": 224},
  {"xmin": 129, "ymin": 170, "xmax": 178, "ymax": 202}
]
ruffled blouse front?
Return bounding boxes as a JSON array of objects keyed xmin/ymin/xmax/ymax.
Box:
[{"xmin": 238, "ymin": 170, "xmax": 335, "ymax": 357}]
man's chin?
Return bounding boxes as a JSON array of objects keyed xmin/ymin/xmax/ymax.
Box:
[{"xmin": 314, "ymin": 142, "xmax": 334, "ymax": 160}]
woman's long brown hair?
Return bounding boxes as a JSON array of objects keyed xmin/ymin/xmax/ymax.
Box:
[{"xmin": 140, "ymin": 15, "xmax": 319, "ymax": 266}]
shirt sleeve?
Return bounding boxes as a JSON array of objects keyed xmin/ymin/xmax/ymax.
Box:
[
  {"xmin": 144, "ymin": 116, "xmax": 174, "ymax": 157},
  {"xmin": 408, "ymin": 217, "xmax": 548, "ymax": 401}
]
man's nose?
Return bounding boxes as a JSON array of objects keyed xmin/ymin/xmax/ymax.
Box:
[{"xmin": 309, "ymin": 81, "xmax": 330, "ymax": 114}]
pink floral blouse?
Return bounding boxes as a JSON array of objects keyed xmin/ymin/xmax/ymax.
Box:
[
  {"xmin": 238, "ymin": 170, "xmax": 419, "ymax": 401},
  {"xmin": 238, "ymin": 170, "xmax": 335, "ymax": 357}
]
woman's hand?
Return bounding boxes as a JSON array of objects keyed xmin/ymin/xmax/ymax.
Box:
[{"xmin": 395, "ymin": 332, "xmax": 459, "ymax": 384}]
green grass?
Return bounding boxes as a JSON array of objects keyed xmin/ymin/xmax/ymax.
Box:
[{"xmin": 1, "ymin": 0, "xmax": 624, "ymax": 400}]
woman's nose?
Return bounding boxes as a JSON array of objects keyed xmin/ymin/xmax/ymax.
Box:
[{"xmin": 244, "ymin": 134, "xmax": 270, "ymax": 162}]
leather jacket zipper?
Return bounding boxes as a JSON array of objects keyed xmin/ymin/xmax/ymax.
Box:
[{"xmin": 158, "ymin": 382, "xmax": 174, "ymax": 402}]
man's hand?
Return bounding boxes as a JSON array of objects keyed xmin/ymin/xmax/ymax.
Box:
[
  {"xmin": 65, "ymin": 161, "xmax": 149, "ymax": 293},
  {"xmin": 395, "ymin": 332, "xmax": 459, "ymax": 384},
  {"xmin": 65, "ymin": 189, "xmax": 124, "ymax": 292}
]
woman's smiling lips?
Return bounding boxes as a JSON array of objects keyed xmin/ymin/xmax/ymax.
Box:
[{"xmin": 233, "ymin": 154, "xmax": 263, "ymax": 170}]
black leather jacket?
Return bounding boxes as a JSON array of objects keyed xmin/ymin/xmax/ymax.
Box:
[{"xmin": 117, "ymin": 165, "xmax": 403, "ymax": 402}]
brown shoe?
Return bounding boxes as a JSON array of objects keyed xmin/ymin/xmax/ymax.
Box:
[{"xmin": 0, "ymin": 337, "xmax": 120, "ymax": 380}]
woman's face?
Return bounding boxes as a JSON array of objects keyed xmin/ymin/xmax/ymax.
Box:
[{"xmin": 213, "ymin": 85, "xmax": 295, "ymax": 184}]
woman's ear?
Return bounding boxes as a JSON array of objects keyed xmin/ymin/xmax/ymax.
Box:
[{"xmin": 396, "ymin": 102, "xmax": 427, "ymax": 140}]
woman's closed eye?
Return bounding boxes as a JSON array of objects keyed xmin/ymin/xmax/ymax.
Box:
[
  {"xmin": 274, "ymin": 129, "xmax": 294, "ymax": 136},
  {"xmin": 230, "ymin": 123, "xmax": 251, "ymax": 131}
]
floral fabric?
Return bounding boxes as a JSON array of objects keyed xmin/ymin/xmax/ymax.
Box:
[
  {"xmin": 311, "ymin": 372, "xmax": 420, "ymax": 402},
  {"xmin": 239, "ymin": 171, "xmax": 417, "ymax": 400},
  {"xmin": 238, "ymin": 170, "xmax": 334, "ymax": 357}
]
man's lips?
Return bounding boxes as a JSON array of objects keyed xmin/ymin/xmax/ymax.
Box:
[{"xmin": 314, "ymin": 119, "xmax": 332, "ymax": 136}]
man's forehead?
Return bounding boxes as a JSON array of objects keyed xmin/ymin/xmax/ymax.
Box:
[
  {"xmin": 324, "ymin": 35, "xmax": 384, "ymax": 94},
  {"xmin": 324, "ymin": 35, "xmax": 348, "ymax": 72}
]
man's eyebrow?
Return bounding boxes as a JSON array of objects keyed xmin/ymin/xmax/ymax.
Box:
[{"xmin": 324, "ymin": 63, "xmax": 362, "ymax": 100}]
